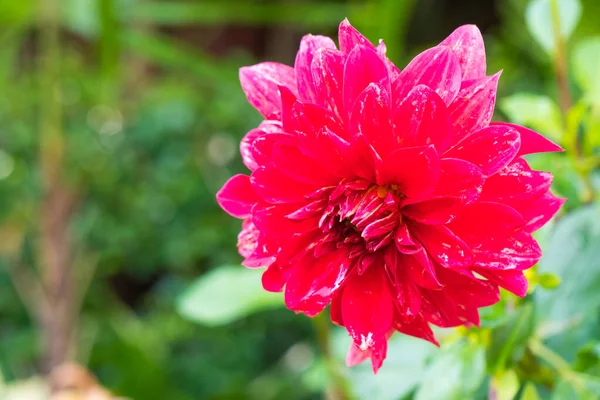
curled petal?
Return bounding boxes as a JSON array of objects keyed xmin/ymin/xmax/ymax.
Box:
[
  {"xmin": 393, "ymin": 46, "xmax": 462, "ymax": 105},
  {"xmin": 239, "ymin": 62, "xmax": 297, "ymax": 118},
  {"xmin": 295, "ymin": 34, "xmax": 337, "ymax": 103},
  {"xmin": 439, "ymin": 25, "xmax": 486, "ymax": 80},
  {"xmin": 445, "ymin": 125, "xmax": 521, "ymax": 176},
  {"xmin": 216, "ymin": 174, "xmax": 259, "ymax": 218}
]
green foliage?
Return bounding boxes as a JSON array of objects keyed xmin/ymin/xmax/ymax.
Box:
[
  {"xmin": 1, "ymin": 0, "xmax": 600, "ymax": 399},
  {"xmin": 525, "ymin": 0, "xmax": 582, "ymax": 53},
  {"xmin": 177, "ymin": 266, "xmax": 284, "ymax": 326}
]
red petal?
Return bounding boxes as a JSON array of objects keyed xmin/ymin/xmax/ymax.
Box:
[
  {"xmin": 394, "ymin": 315, "xmax": 439, "ymax": 346},
  {"xmin": 330, "ymin": 292, "xmax": 344, "ymax": 326},
  {"xmin": 285, "ymin": 250, "xmax": 352, "ymax": 316},
  {"xmin": 422, "ymin": 290, "xmax": 480, "ymax": 327},
  {"xmin": 392, "ymin": 46, "xmax": 462, "ymax": 105},
  {"xmin": 490, "ymin": 122, "xmax": 563, "ymax": 156},
  {"xmin": 448, "ymin": 201, "xmax": 525, "ymax": 241},
  {"xmin": 239, "ymin": 62, "xmax": 297, "ymax": 118},
  {"xmin": 436, "ymin": 268, "xmax": 500, "ymax": 308},
  {"xmin": 448, "ymin": 72, "xmax": 501, "ymax": 145},
  {"xmin": 343, "ymin": 44, "xmax": 389, "ymax": 115},
  {"xmin": 262, "ymin": 261, "xmax": 292, "ymax": 292},
  {"xmin": 391, "ymin": 266, "xmax": 422, "ymax": 322},
  {"xmin": 392, "ymin": 85, "xmax": 452, "ymax": 153},
  {"xmin": 240, "ymin": 128, "xmax": 262, "ymax": 171},
  {"xmin": 216, "ymin": 174, "xmax": 259, "ymax": 218},
  {"xmin": 504, "ymin": 192, "xmax": 566, "ymax": 233},
  {"xmin": 384, "ymin": 246, "xmax": 442, "ymax": 289},
  {"xmin": 375, "ymin": 146, "xmax": 439, "ymax": 199},
  {"xmin": 472, "ymin": 231, "xmax": 541, "ymax": 271},
  {"xmin": 272, "ymin": 141, "xmax": 338, "ymax": 186},
  {"xmin": 403, "ymin": 196, "xmax": 465, "ymax": 225},
  {"xmin": 410, "ymin": 223, "xmax": 473, "ymax": 268},
  {"xmin": 474, "ymin": 268, "xmax": 528, "ymax": 297},
  {"xmin": 251, "ymin": 165, "xmax": 318, "ymax": 204},
  {"xmin": 341, "ymin": 266, "xmax": 394, "ymax": 358},
  {"xmin": 251, "ymin": 131, "xmax": 295, "ymax": 166},
  {"xmin": 439, "ymin": 25, "xmax": 486, "ymax": 80},
  {"xmin": 445, "ymin": 125, "xmax": 521, "ymax": 176},
  {"xmin": 434, "ymin": 158, "xmax": 484, "ymax": 203},
  {"xmin": 394, "ymin": 223, "xmax": 421, "ymax": 254},
  {"xmin": 295, "ymin": 34, "xmax": 337, "ymax": 103},
  {"xmin": 333, "ymin": 132, "xmax": 379, "ymax": 182},
  {"xmin": 338, "ymin": 18, "xmax": 375, "ymax": 54},
  {"xmin": 481, "ymin": 159, "xmax": 553, "ymax": 201},
  {"xmin": 311, "ymin": 48, "xmax": 345, "ymax": 118},
  {"xmin": 349, "ymin": 82, "xmax": 395, "ymax": 158}
]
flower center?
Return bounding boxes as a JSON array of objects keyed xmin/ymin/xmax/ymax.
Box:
[{"xmin": 319, "ymin": 179, "xmax": 402, "ymax": 253}]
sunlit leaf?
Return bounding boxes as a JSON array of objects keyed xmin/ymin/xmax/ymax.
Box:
[
  {"xmin": 521, "ymin": 382, "xmax": 542, "ymax": 400},
  {"xmin": 414, "ymin": 341, "xmax": 486, "ymax": 400},
  {"xmin": 491, "ymin": 369, "xmax": 520, "ymax": 400},
  {"xmin": 525, "ymin": 0, "xmax": 582, "ymax": 53},
  {"xmin": 499, "ymin": 93, "xmax": 563, "ymax": 141},
  {"xmin": 177, "ymin": 265, "xmax": 284, "ymax": 326},
  {"xmin": 572, "ymin": 37, "xmax": 600, "ymax": 105}
]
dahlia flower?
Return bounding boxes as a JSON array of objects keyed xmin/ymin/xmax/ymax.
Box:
[{"xmin": 216, "ymin": 19, "xmax": 564, "ymax": 373}]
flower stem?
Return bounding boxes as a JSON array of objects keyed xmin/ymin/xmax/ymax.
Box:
[
  {"xmin": 313, "ymin": 313, "xmax": 352, "ymax": 400},
  {"xmin": 550, "ymin": 0, "xmax": 594, "ymax": 202}
]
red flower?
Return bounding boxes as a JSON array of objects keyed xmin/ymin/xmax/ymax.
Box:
[{"xmin": 217, "ymin": 20, "xmax": 565, "ymax": 373}]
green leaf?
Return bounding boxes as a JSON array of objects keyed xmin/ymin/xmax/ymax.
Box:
[
  {"xmin": 491, "ymin": 369, "xmax": 520, "ymax": 400},
  {"xmin": 487, "ymin": 303, "xmax": 536, "ymax": 374},
  {"xmin": 499, "ymin": 93, "xmax": 563, "ymax": 141},
  {"xmin": 521, "ymin": 382, "xmax": 542, "ymax": 400},
  {"xmin": 535, "ymin": 206, "xmax": 600, "ymax": 357},
  {"xmin": 536, "ymin": 272, "xmax": 562, "ymax": 290},
  {"xmin": 332, "ymin": 328, "xmax": 435, "ymax": 400},
  {"xmin": 525, "ymin": 0, "xmax": 582, "ymax": 53},
  {"xmin": 177, "ymin": 265, "xmax": 284, "ymax": 326},
  {"xmin": 414, "ymin": 341, "xmax": 486, "ymax": 400},
  {"xmin": 572, "ymin": 37, "xmax": 600, "ymax": 105}
]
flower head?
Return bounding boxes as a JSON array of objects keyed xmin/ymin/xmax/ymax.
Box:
[{"xmin": 217, "ymin": 19, "xmax": 564, "ymax": 373}]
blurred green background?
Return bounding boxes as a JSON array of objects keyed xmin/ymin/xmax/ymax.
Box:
[{"xmin": 0, "ymin": 0, "xmax": 600, "ymax": 399}]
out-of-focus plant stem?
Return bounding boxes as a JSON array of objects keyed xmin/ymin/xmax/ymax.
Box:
[
  {"xmin": 313, "ymin": 313, "xmax": 351, "ymax": 400},
  {"xmin": 529, "ymin": 338, "xmax": 589, "ymax": 395},
  {"xmin": 550, "ymin": 0, "xmax": 594, "ymax": 203},
  {"xmin": 39, "ymin": 0, "xmax": 78, "ymax": 375}
]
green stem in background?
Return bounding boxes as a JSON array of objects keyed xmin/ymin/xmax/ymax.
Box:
[
  {"xmin": 528, "ymin": 338, "xmax": 589, "ymax": 394},
  {"xmin": 550, "ymin": 0, "xmax": 594, "ymax": 203},
  {"xmin": 313, "ymin": 313, "xmax": 352, "ymax": 400}
]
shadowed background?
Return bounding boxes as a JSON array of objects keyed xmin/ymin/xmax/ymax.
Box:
[{"xmin": 0, "ymin": 0, "xmax": 599, "ymax": 399}]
